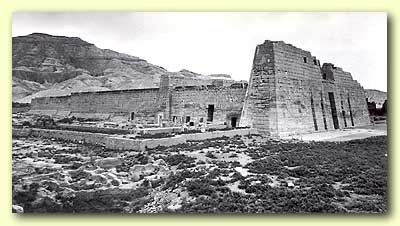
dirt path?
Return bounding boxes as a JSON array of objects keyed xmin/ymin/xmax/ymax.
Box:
[{"xmin": 282, "ymin": 122, "xmax": 387, "ymax": 142}]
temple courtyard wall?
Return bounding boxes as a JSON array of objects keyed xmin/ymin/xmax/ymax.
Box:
[
  {"xmin": 29, "ymin": 83, "xmax": 247, "ymax": 127},
  {"xmin": 170, "ymin": 84, "xmax": 246, "ymax": 126},
  {"xmin": 30, "ymin": 88, "xmax": 161, "ymax": 123}
]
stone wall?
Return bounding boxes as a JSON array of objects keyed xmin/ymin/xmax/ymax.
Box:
[
  {"xmin": 273, "ymin": 41, "xmax": 324, "ymax": 135},
  {"xmin": 30, "ymin": 77, "xmax": 247, "ymax": 127},
  {"xmin": 240, "ymin": 40, "xmax": 370, "ymax": 136},
  {"xmin": 321, "ymin": 63, "xmax": 370, "ymax": 128},
  {"xmin": 13, "ymin": 128, "xmax": 110, "ymax": 146},
  {"xmin": 240, "ymin": 41, "xmax": 278, "ymax": 134},
  {"xmin": 169, "ymin": 74, "xmax": 213, "ymax": 88},
  {"xmin": 13, "ymin": 127, "xmax": 256, "ymax": 151},
  {"xmin": 170, "ymin": 84, "xmax": 247, "ymax": 126},
  {"xmin": 167, "ymin": 73, "xmax": 237, "ymax": 88},
  {"xmin": 31, "ymin": 88, "xmax": 161, "ymax": 123}
]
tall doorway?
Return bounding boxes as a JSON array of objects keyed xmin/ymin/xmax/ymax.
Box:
[
  {"xmin": 231, "ymin": 117, "xmax": 237, "ymax": 128},
  {"xmin": 207, "ymin": 104, "xmax": 214, "ymax": 122}
]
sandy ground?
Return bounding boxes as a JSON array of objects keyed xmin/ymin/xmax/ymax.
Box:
[{"xmin": 281, "ymin": 121, "xmax": 387, "ymax": 142}]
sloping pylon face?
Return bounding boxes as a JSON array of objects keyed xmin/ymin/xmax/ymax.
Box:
[{"xmin": 239, "ymin": 41, "xmax": 277, "ymax": 135}]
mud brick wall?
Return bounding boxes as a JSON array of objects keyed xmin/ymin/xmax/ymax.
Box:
[
  {"xmin": 68, "ymin": 89, "xmax": 160, "ymax": 116},
  {"xmin": 169, "ymin": 75, "xmax": 213, "ymax": 87},
  {"xmin": 170, "ymin": 86, "xmax": 246, "ymax": 126},
  {"xmin": 30, "ymin": 82, "xmax": 247, "ymax": 126},
  {"xmin": 241, "ymin": 40, "xmax": 370, "ymax": 136},
  {"xmin": 31, "ymin": 88, "xmax": 161, "ymax": 123},
  {"xmin": 31, "ymin": 96, "xmax": 70, "ymax": 111}
]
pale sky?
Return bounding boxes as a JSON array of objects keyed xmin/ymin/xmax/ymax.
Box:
[{"xmin": 12, "ymin": 12, "xmax": 387, "ymax": 92}]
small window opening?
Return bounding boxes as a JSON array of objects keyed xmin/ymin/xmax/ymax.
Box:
[{"xmin": 303, "ymin": 57, "xmax": 307, "ymax": 63}]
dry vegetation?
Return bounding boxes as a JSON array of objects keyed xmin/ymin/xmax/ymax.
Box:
[{"xmin": 12, "ymin": 134, "xmax": 387, "ymax": 213}]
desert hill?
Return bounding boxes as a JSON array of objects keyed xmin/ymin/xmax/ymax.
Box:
[{"xmin": 12, "ymin": 33, "xmax": 233, "ymax": 103}]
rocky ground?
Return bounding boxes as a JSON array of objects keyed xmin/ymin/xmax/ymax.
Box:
[{"xmin": 12, "ymin": 134, "xmax": 387, "ymax": 213}]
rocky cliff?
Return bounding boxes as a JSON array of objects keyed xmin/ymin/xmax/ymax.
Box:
[{"xmin": 13, "ymin": 33, "xmax": 233, "ymax": 103}]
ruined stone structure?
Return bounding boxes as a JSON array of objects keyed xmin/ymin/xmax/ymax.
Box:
[
  {"xmin": 30, "ymin": 40, "xmax": 370, "ymax": 136},
  {"xmin": 30, "ymin": 75, "xmax": 247, "ymax": 127},
  {"xmin": 240, "ymin": 40, "xmax": 370, "ymax": 136}
]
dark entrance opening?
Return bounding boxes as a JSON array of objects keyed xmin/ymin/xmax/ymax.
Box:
[
  {"xmin": 130, "ymin": 112, "xmax": 135, "ymax": 120},
  {"xmin": 347, "ymin": 97, "xmax": 355, "ymax": 126},
  {"xmin": 231, "ymin": 117, "xmax": 237, "ymax": 128},
  {"xmin": 310, "ymin": 94, "xmax": 318, "ymax": 131},
  {"xmin": 342, "ymin": 110, "xmax": 347, "ymax": 127},
  {"xmin": 340, "ymin": 98, "xmax": 347, "ymax": 127},
  {"xmin": 185, "ymin": 116, "xmax": 191, "ymax": 123},
  {"xmin": 328, "ymin": 92, "xmax": 339, "ymax": 129},
  {"xmin": 320, "ymin": 92, "xmax": 328, "ymax": 130},
  {"xmin": 207, "ymin": 104, "xmax": 214, "ymax": 122}
]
